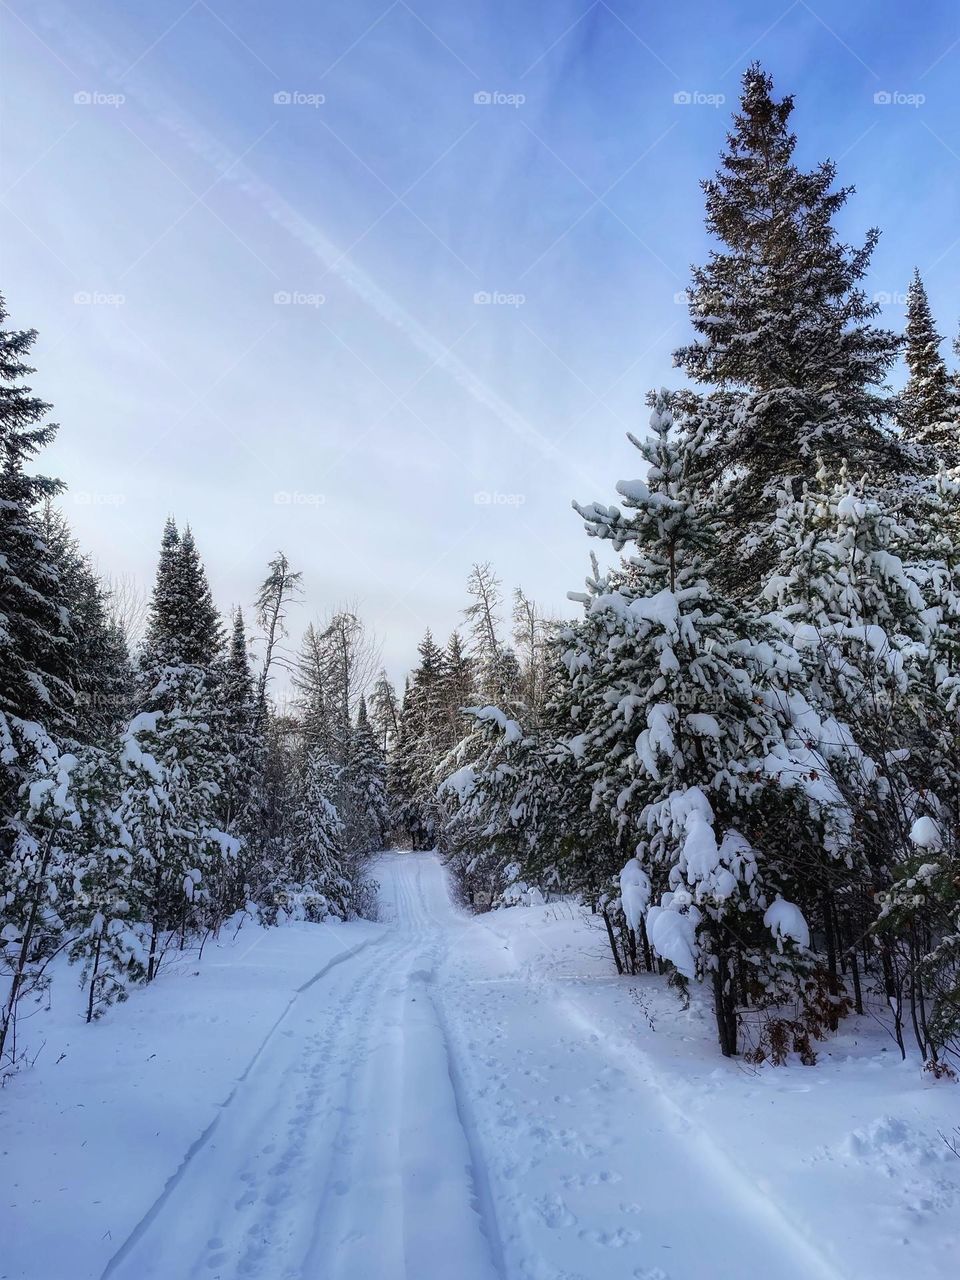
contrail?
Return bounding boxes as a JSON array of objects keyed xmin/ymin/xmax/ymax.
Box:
[{"xmin": 21, "ymin": 0, "xmax": 579, "ymax": 472}]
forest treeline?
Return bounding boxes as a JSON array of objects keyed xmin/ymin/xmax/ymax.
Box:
[
  {"xmin": 394, "ymin": 67, "xmax": 960, "ymax": 1068},
  {"xmin": 2, "ymin": 65, "xmax": 959, "ymax": 1070}
]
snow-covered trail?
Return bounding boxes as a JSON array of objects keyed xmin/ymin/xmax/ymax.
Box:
[{"xmin": 98, "ymin": 853, "xmax": 842, "ymax": 1280}]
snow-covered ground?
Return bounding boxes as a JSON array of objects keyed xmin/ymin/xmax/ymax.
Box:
[{"xmin": 3, "ymin": 851, "xmax": 957, "ymax": 1280}]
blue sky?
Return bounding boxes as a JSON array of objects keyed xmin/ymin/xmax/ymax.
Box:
[{"xmin": 3, "ymin": 0, "xmax": 960, "ymax": 683}]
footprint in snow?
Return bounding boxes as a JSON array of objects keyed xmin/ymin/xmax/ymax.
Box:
[
  {"xmin": 577, "ymin": 1226, "xmax": 641, "ymax": 1248},
  {"xmin": 532, "ymin": 1194, "xmax": 577, "ymax": 1228}
]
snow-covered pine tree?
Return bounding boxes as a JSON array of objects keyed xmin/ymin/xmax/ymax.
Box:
[
  {"xmin": 572, "ymin": 392, "xmax": 830, "ymax": 1057},
  {"xmin": 441, "ymin": 631, "xmax": 475, "ymax": 744},
  {"xmin": 0, "ymin": 296, "xmax": 75, "ymax": 737},
  {"xmin": 0, "ymin": 724, "xmax": 82, "ymax": 1067},
  {"xmin": 220, "ymin": 607, "xmax": 260, "ymax": 830},
  {"xmin": 124, "ymin": 521, "xmax": 236, "ymax": 966},
  {"xmin": 118, "ymin": 692, "xmax": 238, "ymax": 980},
  {"xmin": 0, "ymin": 299, "xmax": 88, "ymax": 1067},
  {"xmin": 67, "ymin": 747, "xmax": 145, "ymax": 1022},
  {"xmin": 761, "ymin": 461, "xmax": 935, "ymax": 1028},
  {"xmin": 40, "ymin": 503, "xmax": 133, "ymax": 745},
  {"xmin": 251, "ymin": 711, "xmax": 299, "ymax": 910},
  {"xmin": 674, "ymin": 64, "xmax": 905, "ymax": 593},
  {"xmin": 139, "ymin": 519, "xmax": 224, "ymax": 685},
  {"xmin": 341, "ymin": 697, "xmax": 390, "ymax": 858},
  {"xmin": 901, "ymin": 269, "xmax": 958, "ymax": 462},
  {"xmin": 389, "ymin": 679, "xmax": 421, "ymax": 848},
  {"xmin": 390, "ymin": 632, "xmax": 448, "ymax": 849},
  {"xmin": 875, "ymin": 814, "xmax": 960, "ymax": 1068},
  {"xmin": 287, "ymin": 744, "xmax": 346, "ymax": 921},
  {"xmin": 439, "ymin": 700, "xmax": 530, "ymax": 905},
  {"xmin": 369, "ymin": 670, "xmax": 401, "ymax": 755}
]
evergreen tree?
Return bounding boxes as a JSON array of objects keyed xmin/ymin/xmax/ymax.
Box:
[
  {"xmin": 674, "ymin": 64, "xmax": 904, "ymax": 591},
  {"xmin": 287, "ymin": 745, "xmax": 346, "ymax": 920},
  {"xmin": 140, "ymin": 519, "xmax": 223, "ymax": 681},
  {"xmin": 440, "ymin": 631, "xmax": 475, "ymax": 743},
  {"xmin": 0, "ymin": 721, "xmax": 79, "ymax": 1066},
  {"xmin": 118, "ymin": 687, "xmax": 238, "ymax": 980},
  {"xmin": 341, "ymin": 698, "xmax": 390, "ymax": 856},
  {"xmin": 369, "ymin": 670, "xmax": 401, "ymax": 754},
  {"xmin": 390, "ymin": 636, "xmax": 449, "ymax": 850},
  {"xmin": 572, "ymin": 393, "xmax": 834, "ymax": 1056},
  {"xmin": 40, "ymin": 504, "xmax": 133, "ymax": 744},
  {"xmin": 220, "ymin": 608, "xmax": 259, "ymax": 828},
  {"xmin": 176, "ymin": 527, "xmax": 224, "ymax": 667},
  {"xmin": 139, "ymin": 518, "xmax": 181, "ymax": 673},
  {"xmin": 0, "ymin": 296, "xmax": 75, "ymax": 734},
  {"xmin": 901, "ymin": 269, "xmax": 957, "ymax": 460},
  {"xmin": 67, "ymin": 749, "xmax": 145, "ymax": 1023}
]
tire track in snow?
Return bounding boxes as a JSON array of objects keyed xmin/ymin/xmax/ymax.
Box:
[
  {"xmin": 423, "ymin": 982, "xmax": 508, "ymax": 1280},
  {"xmin": 401, "ymin": 855, "xmax": 506, "ymax": 1280},
  {"xmin": 227, "ymin": 931, "xmax": 422, "ymax": 1280},
  {"xmin": 294, "ymin": 854, "xmax": 502, "ymax": 1280},
  {"xmin": 100, "ymin": 932, "xmax": 387, "ymax": 1280}
]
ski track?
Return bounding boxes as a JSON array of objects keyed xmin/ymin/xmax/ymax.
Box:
[{"xmin": 97, "ymin": 853, "xmax": 846, "ymax": 1280}]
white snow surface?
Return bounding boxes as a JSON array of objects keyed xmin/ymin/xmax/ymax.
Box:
[
  {"xmin": 764, "ymin": 896, "xmax": 812, "ymax": 950},
  {"xmin": 2, "ymin": 852, "xmax": 958, "ymax": 1280},
  {"xmin": 909, "ymin": 815, "xmax": 942, "ymax": 850}
]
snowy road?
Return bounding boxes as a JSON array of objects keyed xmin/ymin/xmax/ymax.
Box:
[{"xmin": 98, "ymin": 853, "xmax": 846, "ymax": 1280}]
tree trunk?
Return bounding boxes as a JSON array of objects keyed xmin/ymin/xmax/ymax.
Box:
[
  {"xmin": 821, "ymin": 889, "xmax": 840, "ymax": 1030},
  {"xmin": 850, "ymin": 946, "xmax": 864, "ymax": 1016},
  {"xmin": 0, "ymin": 830, "xmax": 57, "ymax": 1064},
  {"xmin": 711, "ymin": 962, "xmax": 738, "ymax": 1057},
  {"xmin": 638, "ymin": 915, "xmax": 653, "ymax": 972},
  {"xmin": 601, "ymin": 907, "xmax": 624, "ymax": 975},
  {"xmin": 85, "ymin": 932, "xmax": 103, "ymax": 1024}
]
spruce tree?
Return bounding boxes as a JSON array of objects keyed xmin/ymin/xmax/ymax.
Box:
[
  {"xmin": 122, "ymin": 521, "xmax": 235, "ymax": 967},
  {"xmin": 0, "ymin": 296, "xmax": 75, "ymax": 733},
  {"xmin": 572, "ymin": 393, "xmax": 831, "ymax": 1056},
  {"xmin": 441, "ymin": 631, "xmax": 475, "ymax": 743},
  {"xmin": 674, "ymin": 64, "xmax": 904, "ymax": 591},
  {"xmin": 40, "ymin": 504, "xmax": 133, "ymax": 744},
  {"xmin": 287, "ymin": 745, "xmax": 346, "ymax": 920},
  {"xmin": 369, "ymin": 670, "xmax": 401, "ymax": 754},
  {"xmin": 390, "ymin": 636, "xmax": 449, "ymax": 851},
  {"xmin": 221, "ymin": 607, "xmax": 259, "ymax": 827},
  {"xmin": 901, "ymin": 269, "xmax": 957, "ymax": 460},
  {"xmin": 341, "ymin": 698, "xmax": 390, "ymax": 856},
  {"xmin": 140, "ymin": 519, "xmax": 223, "ymax": 681}
]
